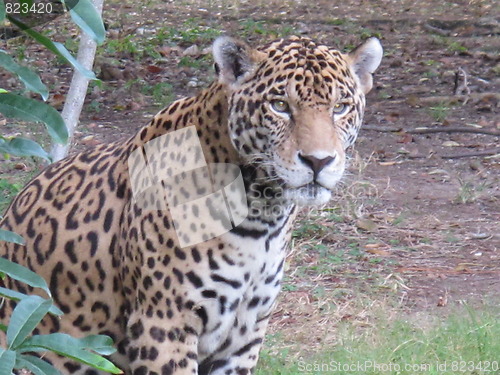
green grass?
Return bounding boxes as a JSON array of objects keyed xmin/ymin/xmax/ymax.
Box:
[
  {"xmin": 428, "ymin": 103, "xmax": 450, "ymax": 123},
  {"xmin": 178, "ymin": 55, "xmax": 210, "ymax": 70},
  {"xmin": 142, "ymin": 82, "xmax": 175, "ymax": 106},
  {"xmin": 0, "ymin": 177, "xmax": 22, "ymax": 213},
  {"xmin": 119, "ymin": 79, "xmax": 175, "ymax": 108},
  {"xmin": 325, "ymin": 18, "xmax": 350, "ymax": 26},
  {"xmin": 447, "ymin": 41, "xmax": 468, "ymax": 54},
  {"xmin": 103, "ymin": 35, "xmax": 139, "ymax": 55},
  {"xmin": 241, "ymin": 19, "xmax": 273, "ymax": 37},
  {"xmin": 455, "ymin": 178, "xmax": 488, "ymax": 204},
  {"xmin": 359, "ymin": 28, "xmax": 382, "ymax": 40},
  {"xmin": 431, "ymin": 36, "xmax": 469, "ymax": 54},
  {"xmin": 171, "ymin": 17, "xmax": 222, "ymax": 45},
  {"xmin": 239, "ymin": 19, "xmax": 297, "ymax": 39},
  {"xmin": 257, "ymin": 304, "xmax": 500, "ymax": 374},
  {"xmin": 99, "ymin": 17, "xmax": 223, "ymax": 60}
]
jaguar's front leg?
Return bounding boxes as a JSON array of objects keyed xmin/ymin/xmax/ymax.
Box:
[
  {"xmin": 126, "ymin": 312, "xmax": 200, "ymax": 375},
  {"xmin": 196, "ymin": 315, "xmax": 271, "ymax": 375}
]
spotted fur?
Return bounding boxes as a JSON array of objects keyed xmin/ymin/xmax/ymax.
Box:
[{"xmin": 0, "ymin": 36, "xmax": 382, "ymax": 374}]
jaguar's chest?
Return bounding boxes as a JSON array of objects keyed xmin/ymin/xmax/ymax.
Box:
[{"xmin": 191, "ymin": 214, "xmax": 294, "ymax": 360}]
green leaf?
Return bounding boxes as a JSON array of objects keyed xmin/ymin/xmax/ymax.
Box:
[
  {"xmin": 79, "ymin": 335, "xmax": 117, "ymax": 356},
  {"xmin": 0, "ymin": 136, "xmax": 52, "ymax": 161},
  {"xmin": 0, "ymin": 0, "xmax": 5, "ymax": 21},
  {"xmin": 7, "ymin": 15, "xmax": 96, "ymax": 80},
  {"xmin": 0, "ymin": 50, "xmax": 49, "ymax": 100},
  {"xmin": 0, "ymin": 348, "xmax": 16, "ymax": 374},
  {"xmin": 0, "ymin": 93, "xmax": 68, "ymax": 144},
  {"xmin": 0, "ymin": 287, "xmax": 62, "ymax": 315},
  {"xmin": 64, "ymin": 0, "xmax": 105, "ymax": 45},
  {"xmin": 19, "ymin": 333, "xmax": 123, "ymax": 374},
  {"xmin": 7, "ymin": 295, "xmax": 52, "ymax": 349},
  {"xmin": 0, "ymin": 88, "xmax": 8, "ymax": 93},
  {"xmin": 16, "ymin": 354, "xmax": 62, "ymax": 375},
  {"xmin": 0, "ymin": 257, "xmax": 52, "ymax": 298},
  {"xmin": 0, "ymin": 228, "xmax": 25, "ymax": 245},
  {"xmin": 0, "ymin": 287, "xmax": 30, "ymax": 301}
]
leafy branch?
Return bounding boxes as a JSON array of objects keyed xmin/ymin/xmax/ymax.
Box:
[{"xmin": 0, "ymin": 257, "xmax": 122, "ymax": 374}]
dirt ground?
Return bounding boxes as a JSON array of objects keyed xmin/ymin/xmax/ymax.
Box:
[{"xmin": 1, "ymin": 0, "xmax": 499, "ymax": 358}]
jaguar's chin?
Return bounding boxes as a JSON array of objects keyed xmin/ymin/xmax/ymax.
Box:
[{"xmin": 284, "ymin": 183, "xmax": 332, "ymax": 206}]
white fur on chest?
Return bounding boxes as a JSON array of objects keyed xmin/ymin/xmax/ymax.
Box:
[{"xmin": 195, "ymin": 220, "xmax": 291, "ymax": 360}]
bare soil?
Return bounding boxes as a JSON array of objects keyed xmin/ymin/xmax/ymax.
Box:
[{"xmin": 1, "ymin": 0, "xmax": 499, "ymax": 356}]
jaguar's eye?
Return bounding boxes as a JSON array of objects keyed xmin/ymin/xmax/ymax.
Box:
[
  {"xmin": 332, "ymin": 103, "xmax": 350, "ymax": 118},
  {"xmin": 270, "ymin": 100, "xmax": 290, "ymax": 114}
]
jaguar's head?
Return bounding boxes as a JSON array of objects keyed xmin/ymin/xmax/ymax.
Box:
[{"xmin": 213, "ymin": 36, "xmax": 382, "ymax": 206}]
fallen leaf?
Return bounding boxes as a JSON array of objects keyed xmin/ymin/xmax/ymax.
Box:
[
  {"xmin": 468, "ymin": 160, "xmax": 482, "ymax": 171},
  {"xmin": 437, "ymin": 295, "xmax": 447, "ymax": 307},
  {"xmin": 454, "ymin": 264, "xmax": 469, "ymax": 272},
  {"xmin": 146, "ymin": 65, "xmax": 163, "ymax": 74},
  {"xmin": 365, "ymin": 243, "xmax": 383, "ymax": 249},
  {"xmin": 183, "ymin": 45, "xmax": 200, "ymax": 56},
  {"xmin": 157, "ymin": 45, "xmax": 181, "ymax": 56},
  {"xmin": 81, "ymin": 135, "xmax": 97, "ymax": 146},
  {"xmin": 428, "ymin": 168, "xmax": 449, "ymax": 175},
  {"xmin": 356, "ymin": 218, "xmax": 378, "ymax": 232},
  {"xmin": 389, "ymin": 58, "xmax": 403, "ymax": 68},
  {"xmin": 201, "ymin": 46, "xmax": 212, "ymax": 55},
  {"xmin": 99, "ymin": 63, "xmax": 124, "ymax": 81},
  {"xmin": 49, "ymin": 93, "xmax": 65, "ymax": 109},
  {"xmin": 365, "ymin": 248, "xmax": 391, "ymax": 256},
  {"xmin": 340, "ymin": 314, "xmax": 353, "ymax": 321},
  {"xmin": 398, "ymin": 134, "xmax": 413, "ymax": 144},
  {"xmin": 379, "ymin": 161, "xmax": 398, "ymax": 166},
  {"xmin": 469, "ymin": 233, "xmax": 490, "ymax": 240},
  {"xmin": 478, "ymin": 118, "xmax": 489, "ymax": 127},
  {"xmin": 441, "ymin": 119, "xmax": 451, "ymax": 127},
  {"xmin": 442, "ymin": 141, "xmax": 460, "ymax": 147},
  {"xmin": 127, "ymin": 101, "xmax": 142, "ymax": 111},
  {"xmin": 385, "ymin": 112, "xmax": 400, "ymax": 122},
  {"xmin": 365, "ymin": 243, "xmax": 390, "ymax": 256},
  {"xmin": 406, "ymin": 95, "xmax": 419, "ymax": 107}
]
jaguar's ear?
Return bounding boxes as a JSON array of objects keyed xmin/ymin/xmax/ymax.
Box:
[
  {"xmin": 347, "ymin": 37, "xmax": 383, "ymax": 94},
  {"xmin": 213, "ymin": 36, "xmax": 265, "ymax": 86}
]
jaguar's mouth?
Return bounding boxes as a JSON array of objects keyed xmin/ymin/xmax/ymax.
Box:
[{"xmin": 284, "ymin": 182, "xmax": 333, "ymax": 206}]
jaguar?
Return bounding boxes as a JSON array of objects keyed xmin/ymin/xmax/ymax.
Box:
[{"xmin": 0, "ymin": 35, "xmax": 382, "ymax": 374}]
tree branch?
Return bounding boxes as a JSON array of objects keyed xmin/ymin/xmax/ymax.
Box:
[{"xmin": 50, "ymin": 0, "xmax": 105, "ymax": 162}]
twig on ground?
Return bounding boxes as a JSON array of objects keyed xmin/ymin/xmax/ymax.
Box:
[
  {"xmin": 362, "ymin": 125, "xmax": 500, "ymax": 136},
  {"xmin": 385, "ymin": 92, "xmax": 500, "ymax": 105},
  {"xmin": 408, "ymin": 149, "xmax": 500, "ymax": 159},
  {"xmin": 423, "ymin": 23, "xmax": 452, "ymax": 36}
]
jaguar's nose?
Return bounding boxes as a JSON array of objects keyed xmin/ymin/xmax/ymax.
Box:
[{"xmin": 298, "ymin": 153, "xmax": 335, "ymax": 179}]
